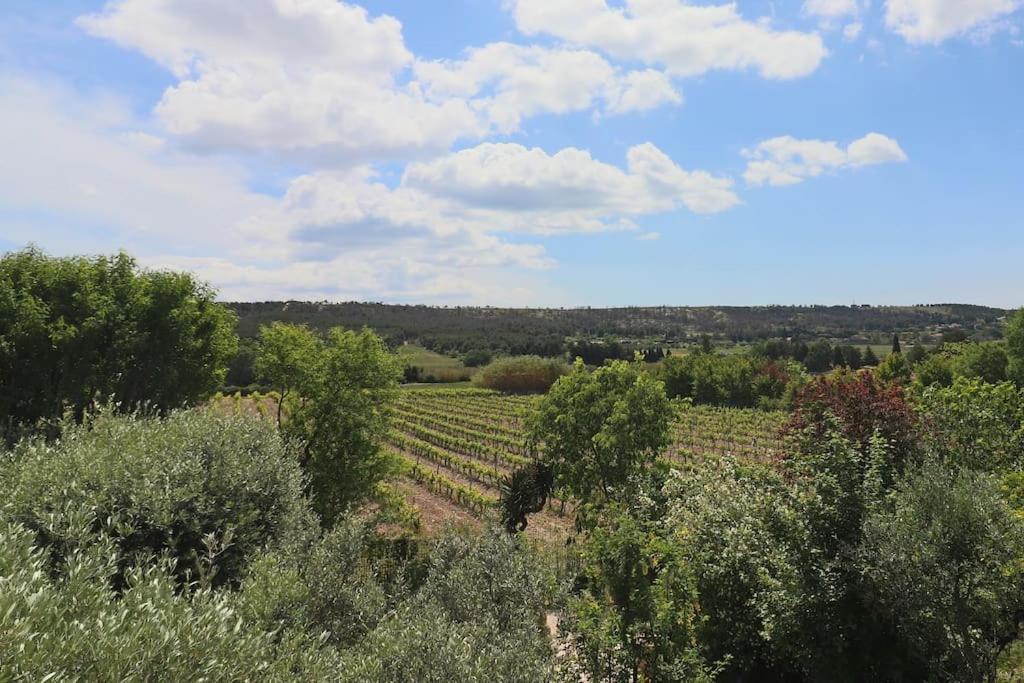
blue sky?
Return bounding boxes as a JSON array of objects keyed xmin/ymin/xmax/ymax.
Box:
[{"xmin": 1, "ymin": 0, "xmax": 1022, "ymax": 306}]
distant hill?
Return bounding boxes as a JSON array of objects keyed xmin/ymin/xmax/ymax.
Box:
[{"xmin": 226, "ymin": 302, "xmax": 1010, "ymax": 355}]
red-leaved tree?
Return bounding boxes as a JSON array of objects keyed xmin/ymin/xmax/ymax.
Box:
[{"xmin": 783, "ymin": 369, "xmax": 922, "ymax": 469}]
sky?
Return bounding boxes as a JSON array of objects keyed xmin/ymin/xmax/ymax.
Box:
[{"xmin": 1, "ymin": 0, "xmax": 1022, "ymax": 307}]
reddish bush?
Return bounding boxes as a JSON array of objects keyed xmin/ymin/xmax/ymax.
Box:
[{"xmin": 783, "ymin": 369, "xmax": 921, "ymax": 467}]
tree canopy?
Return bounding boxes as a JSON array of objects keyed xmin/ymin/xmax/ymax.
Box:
[{"xmin": 0, "ymin": 247, "xmax": 237, "ymax": 434}]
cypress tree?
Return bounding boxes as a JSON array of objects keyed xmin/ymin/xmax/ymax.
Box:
[
  {"xmin": 892, "ymin": 333, "xmax": 902, "ymax": 355},
  {"xmin": 864, "ymin": 346, "xmax": 879, "ymax": 366}
]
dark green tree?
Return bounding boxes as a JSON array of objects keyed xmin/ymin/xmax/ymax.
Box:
[
  {"xmin": 863, "ymin": 346, "xmax": 879, "ymax": 366},
  {"xmin": 892, "ymin": 333, "xmax": 902, "ymax": 354},
  {"xmin": 0, "ymin": 247, "xmax": 236, "ymax": 433}
]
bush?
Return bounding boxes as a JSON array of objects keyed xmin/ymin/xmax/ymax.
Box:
[
  {"xmin": 661, "ymin": 353, "xmax": 802, "ymax": 409},
  {"xmin": 1, "ymin": 408, "xmax": 316, "ymax": 589},
  {"xmin": 241, "ymin": 524, "xmax": 556, "ymax": 683},
  {"xmin": 462, "ymin": 349, "xmax": 493, "ymax": 367},
  {"xmin": 917, "ymin": 378, "xmax": 1024, "ymax": 472},
  {"xmin": 335, "ymin": 526, "xmax": 556, "ymax": 683},
  {"xmin": 473, "ymin": 355, "xmax": 567, "ymax": 393},
  {"xmin": 859, "ymin": 462, "xmax": 1024, "ymax": 681},
  {"xmin": 0, "ymin": 521, "xmax": 342, "ymax": 681}
]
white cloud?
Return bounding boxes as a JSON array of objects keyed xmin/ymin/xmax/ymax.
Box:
[
  {"xmin": 78, "ymin": 0, "xmax": 487, "ymax": 162},
  {"xmin": 804, "ymin": 0, "xmax": 861, "ymax": 19},
  {"xmin": 511, "ymin": 0, "xmax": 828, "ymax": 79},
  {"xmin": 79, "ymin": 1, "xmax": 684, "ymax": 164},
  {"xmin": 843, "ymin": 21, "xmax": 865, "ymax": 40},
  {"xmin": 413, "ymin": 43, "xmax": 681, "ymax": 133},
  {"xmin": 636, "ymin": 231, "xmax": 661, "ymax": 240},
  {"xmin": 743, "ymin": 132, "xmax": 907, "ymax": 186},
  {"xmin": 402, "ymin": 142, "xmax": 739, "ymax": 231},
  {"xmin": 0, "ymin": 75, "xmax": 273, "ymax": 251},
  {"xmin": 884, "ymin": 0, "xmax": 1024, "ymax": 44},
  {"xmin": 846, "ymin": 132, "xmax": 909, "ymax": 166},
  {"xmin": 0, "ymin": 73, "xmax": 556, "ymax": 303}
]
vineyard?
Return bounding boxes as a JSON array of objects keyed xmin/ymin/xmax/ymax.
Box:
[
  {"xmin": 210, "ymin": 386, "xmax": 787, "ymax": 539},
  {"xmin": 385, "ymin": 387, "xmax": 787, "ymax": 539}
]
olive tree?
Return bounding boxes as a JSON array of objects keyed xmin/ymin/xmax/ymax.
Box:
[{"xmin": 859, "ymin": 462, "xmax": 1024, "ymax": 682}]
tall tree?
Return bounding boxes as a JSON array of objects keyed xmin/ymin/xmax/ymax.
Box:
[
  {"xmin": 255, "ymin": 322, "xmax": 320, "ymax": 428},
  {"xmin": 0, "ymin": 247, "xmax": 236, "ymax": 433},
  {"xmin": 892, "ymin": 334, "xmax": 902, "ymax": 355},
  {"xmin": 272, "ymin": 326, "xmax": 402, "ymax": 526},
  {"xmin": 863, "ymin": 346, "xmax": 880, "ymax": 366}
]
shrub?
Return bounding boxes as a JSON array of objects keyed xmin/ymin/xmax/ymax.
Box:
[
  {"xmin": 859, "ymin": 462, "xmax": 1024, "ymax": 682},
  {"xmin": 1, "ymin": 408, "xmax": 316, "ymax": 589},
  {"xmin": 336, "ymin": 526, "xmax": 556, "ymax": 683},
  {"xmin": 917, "ymin": 378, "xmax": 1024, "ymax": 472},
  {"xmin": 473, "ymin": 355, "xmax": 567, "ymax": 393},
  {"xmin": 0, "ymin": 521, "xmax": 341, "ymax": 681},
  {"xmin": 462, "ymin": 349, "xmax": 493, "ymax": 367}
]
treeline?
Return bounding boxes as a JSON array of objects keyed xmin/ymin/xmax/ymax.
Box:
[
  {"xmin": 752, "ymin": 338, "xmax": 881, "ymax": 371},
  {"xmin": 227, "ymin": 301, "xmax": 1008, "ymax": 354}
]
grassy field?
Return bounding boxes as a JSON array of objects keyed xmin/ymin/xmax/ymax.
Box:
[{"xmin": 396, "ymin": 344, "xmax": 475, "ymax": 382}]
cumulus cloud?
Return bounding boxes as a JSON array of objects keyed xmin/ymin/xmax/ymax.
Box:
[
  {"xmin": 0, "ymin": 74, "xmax": 555, "ymax": 303},
  {"xmin": 78, "ymin": 1, "xmax": 684, "ymax": 163},
  {"xmin": 884, "ymin": 0, "xmax": 1024, "ymax": 44},
  {"xmin": 77, "ymin": 0, "xmax": 480, "ymax": 162},
  {"xmin": 413, "ymin": 43, "xmax": 681, "ymax": 133},
  {"xmin": 0, "ymin": 75, "xmax": 273, "ymax": 251},
  {"xmin": 510, "ymin": 0, "xmax": 828, "ymax": 79},
  {"xmin": 743, "ymin": 132, "xmax": 907, "ymax": 186},
  {"xmin": 402, "ymin": 142, "xmax": 739, "ymax": 231},
  {"xmin": 216, "ymin": 141, "xmax": 738, "ymax": 298}
]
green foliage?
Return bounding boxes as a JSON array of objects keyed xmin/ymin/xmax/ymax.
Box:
[
  {"xmin": 277, "ymin": 326, "xmax": 403, "ymax": 526},
  {"xmin": 665, "ymin": 460, "xmax": 808, "ymax": 678},
  {"xmin": 472, "ymin": 355, "xmax": 568, "ymax": 393},
  {"xmin": 859, "ymin": 462, "xmax": 1024, "ymax": 682},
  {"xmin": 918, "ymin": 378, "xmax": 1024, "ymax": 472},
  {"xmin": 660, "ymin": 352, "xmax": 799, "ymax": 408},
  {"xmin": 528, "ymin": 359, "xmax": 671, "ymax": 505},
  {"xmin": 803, "ymin": 340, "xmax": 835, "ymax": 372},
  {"xmin": 954, "ymin": 341, "xmax": 1009, "ymax": 383},
  {"xmin": 563, "ymin": 501, "xmax": 710, "ymax": 682},
  {"xmin": 0, "ymin": 247, "xmax": 237, "ymax": 434},
  {"xmin": 1005, "ymin": 309, "xmax": 1024, "ymax": 385},
  {"xmin": 875, "ymin": 350, "xmax": 912, "ymax": 384},
  {"xmin": 246, "ymin": 525, "xmax": 556, "ymax": 683},
  {"xmin": 914, "ymin": 350, "xmax": 955, "ymax": 388},
  {"xmin": 462, "ymin": 348, "xmax": 493, "ymax": 367},
  {"xmin": 2, "ymin": 408, "xmax": 316, "ymax": 589},
  {"xmin": 255, "ymin": 321, "xmax": 320, "ymax": 427},
  {"xmin": 0, "ymin": 522, "xmax": 342, "ymax": 681}
]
